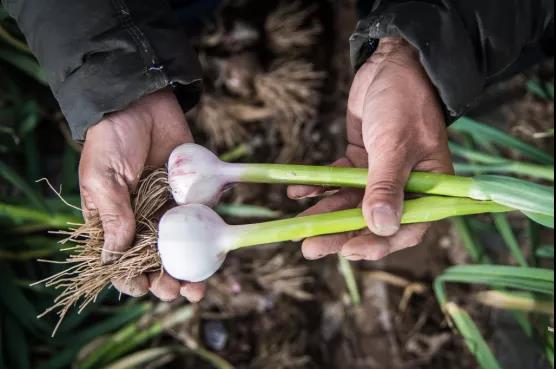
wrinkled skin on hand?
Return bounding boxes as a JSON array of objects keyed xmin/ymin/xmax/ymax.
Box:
[
  {"xmin": 79, "ymin": 89, "xmax": 205, "ymax": 302},
  {"xmin": 289, "ymin": 37, "xmax": 453, "ymax": 261}
]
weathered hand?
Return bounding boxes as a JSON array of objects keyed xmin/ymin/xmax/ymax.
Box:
[
  {"xmin": 79, "ymin": 89, "xmax": 205, "ymax": 302},
  {"xmin": 289, "ymin": 38, "xmax": 453, "ymax": 261}
]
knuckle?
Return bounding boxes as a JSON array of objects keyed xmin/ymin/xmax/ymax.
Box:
[
  {"xmin": 100, "ymin": 213, "xmax": 134, "ymax": 233},
  {"xmin": 100, "ymin": 213, "xmax": 121, "ymax": 229},
  {"xmin": 417, "ymin": 139, "xmax": 441, "ymax": 155},
  {"xmin": 81, "ymin": 166, "xmax": 125, "ymax": 191},
  {"xmin": 80, "ymin": 173, "xmax": 106, "ymax": 193},
  {"xmin": 367, "ymin": 179, "xmax": 403, "ymax": 196},
  {"xmin": 406, "ymin": 234, "xmax": 424, "ymax": 248},
  {"xmin": 393, "ymin": 227, "xmax": 429, "ymax": 250}
]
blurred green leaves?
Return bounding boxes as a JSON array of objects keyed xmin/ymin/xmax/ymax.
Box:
[
  {"xmin": 472, "ymin": 175, "xmax": 554, "ymax": 227},
  {"xmin": 445, "ymin": 112, "xmax": 554, "ymax": 369},
  {"xmin": 528, "ymin": 79, "xmax": 555, "ymax": 100},
  {"xmin": 435, "ymin": 265, "xmax": 555, "ymax": 305},
  {"xmin": 0, "ymin": 47, "xmax": 47, "ymax": 85},
  {"xmin": 0, "ymin": 10, "xmax": 143, "ymax": 369},
  {"xmin": 451, "ymin": 117, "xmax": 554, "ymax": 165},
  {"xmin": 0, "ymin": 16, "xmax": 46, "ymax": 85},
  {"xmin": 435, "ymin": 265, "xmax": 555, "ymax": 369},
  {"xmin": 0, "ymin": 264, "xmax": 51, "ymax": 334},
  {"xmin": 444, "ymin": 303, "xmax": 503, "ymax": 369},
  {"xmin": 0, "ymin": 161, "xmax": 49, "ymax": 212},
  {"xmin": 450, "ymin": 142, "xmax": 554, "ymax": 181}
]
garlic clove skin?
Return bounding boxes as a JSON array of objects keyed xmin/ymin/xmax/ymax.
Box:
[
  {"xmin": 158, "ymin": 204, "xmax": 229, "ymax": 282},
  {"xmin": 168, "ymin": 144, "xmax": 230, "ymax": 206}
]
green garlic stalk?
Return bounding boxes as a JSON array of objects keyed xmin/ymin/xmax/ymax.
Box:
[
  {"xmin": 450, "ymin": 143, "xmax": 554, "ymax": 181},
  {"xmin": 167, "ymin": 144, "xmax": 553, "ymax": 221},
  {"xmin": 160, "ymin": 144, "xmax": 553, "ymax": 283},
  {"xmin": 158, "ymin": 197, "xmax": 511, "ymax": 283}
]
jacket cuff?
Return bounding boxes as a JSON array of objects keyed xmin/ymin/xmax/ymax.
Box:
[
  {"xmin": 56, "ymin": 0, "xmax": 202, "ymax": 140},
  {"xmin": 350, "ymin": 3, "xmax": 484, "ymax": 121}
]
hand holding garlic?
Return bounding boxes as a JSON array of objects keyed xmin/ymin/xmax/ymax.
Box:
[
  {"xmin": 159, "ymin": 142, "xmax": 552, "ymax": 283},
  {"xmin": 79, "ymin": 89, "xmax": 205, "ymax": 302}
]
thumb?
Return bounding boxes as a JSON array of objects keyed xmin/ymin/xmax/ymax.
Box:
[
  {"xmin": 363, "ymin": 148, "xmax": 412, "ymax": 237},
  {"xmin": 81, "ymin": 171, "xmax": 136, "ymax": 264}
]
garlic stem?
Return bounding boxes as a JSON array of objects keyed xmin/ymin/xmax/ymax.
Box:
[
  {"xmin": 158, "ymin": 197, "xmax": 513, "ymax": 282},
  {"xmin": 238, "ymin": 164, "xmax": 476, "ymax": 198},
  {"xmin": 228, "ymin": 197, "xmax": 512, "ymax": 251},
  {"xmin": 168, "ymin": 144, "xmax": 480, "ymax": 206}
]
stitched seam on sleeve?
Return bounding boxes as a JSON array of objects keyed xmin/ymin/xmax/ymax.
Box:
[{"xmin": 111, "ymin": 0, "xmax": 169, "ymax": 86}]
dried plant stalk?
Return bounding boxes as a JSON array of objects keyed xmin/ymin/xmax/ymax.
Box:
[
  {"xmin": 255, "ymin": 60, "xmax": 324, "ymax": 126},
  {"xmin": 225, "ymin": 100, "xmax": 274, "ymax": 122},
  {"xmin": 197, "ymin": 94, "xmax": 248, "ymax": 148},
  {"xmin": 35, "ymin": 169, "xmax": 170, "ymax": 335},
  {"xmin": 255, "ymin": 60, "xmax": 324, "ymax": 162},
  {"xmin": 266, "ymin": 1, "xmax": 322, "ymax": 55},
  {"xmin": 218, "ymin": 53, "xmax": 260, "ymax": 99}
]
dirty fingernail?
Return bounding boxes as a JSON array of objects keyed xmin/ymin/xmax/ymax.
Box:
[
  {"xmin": 180, "ymin": 284, "xmax": 204, "ymax": 303},
  {"xmin": 371, "ymin": 205, "xmax": 399, "ymax": 236},
  {"xmin": 305, "ymin": 253, "xmax": 325, "ymax": 260}
]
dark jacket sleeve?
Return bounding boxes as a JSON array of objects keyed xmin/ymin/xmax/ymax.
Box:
[
  {"xmin": 350, "ymin": 0, "xmax": 554, "ymax": 121},
  {"xmin": 2, "ymin": 0, "xmax": 203, "ymax": 139}
]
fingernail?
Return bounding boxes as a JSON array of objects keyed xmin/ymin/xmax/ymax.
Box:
[
  {"xmin": 305, "ymin": 253, "xmax": 325, "ymax": 260},
  {"xmin": 180, "ymin": 285, "xmax": 203, "ymax": 303},
  {"xmin": 102, "ymin": 251, "xmax": 119, "ymax": 265},
  {"xmin": 342, "ymin": 253, "xmax": 363, "ymax": 261},
  {"xmin": 298, "ymin": 191, "xmax": 321, "ymax": 200},
  {"xmin": 101, "ymin": 235, "xmax": 119, "ymax": 264},
  {"xmin": 371, "ymin": 205, "xmax": 399, "ymax": 236}
]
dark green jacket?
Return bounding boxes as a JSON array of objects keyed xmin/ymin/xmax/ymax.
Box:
[
  {"xmin": 3, "ymin": 0, "xmax": 554, "ymax": 139},
  {"xmin": 351, "ymin": 0, "xmax": 554, "ymax": 120},
  {"xmin": 3, "ymin": 0, "xmax": 203, "ymax": 139}
]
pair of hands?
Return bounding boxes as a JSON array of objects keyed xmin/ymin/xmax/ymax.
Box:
[{"xmin": 79, "ymin": 38, "xmax": 452, "ymax": 302}]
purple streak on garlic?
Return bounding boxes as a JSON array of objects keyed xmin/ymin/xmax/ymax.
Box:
[
  {"xmin": 168, "ymin": 144, "xmax": 243, "ymax": 206},
  {"xmin": 157, "ymin": 204, "xmax": 236, "ymax": 282}
]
